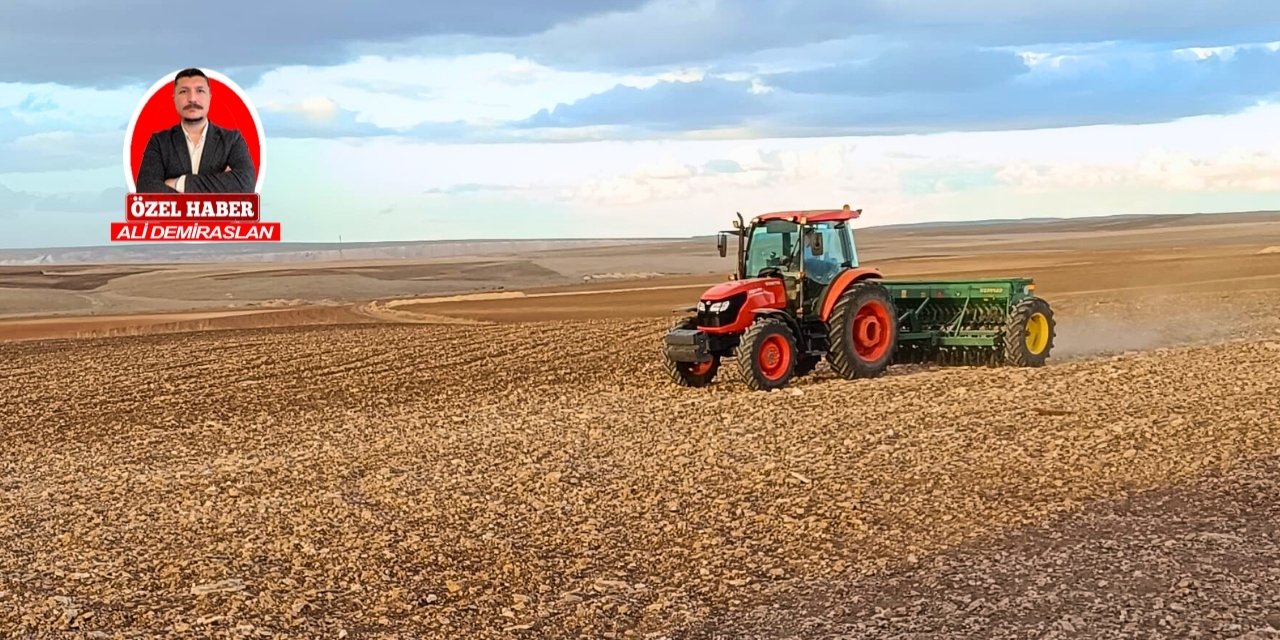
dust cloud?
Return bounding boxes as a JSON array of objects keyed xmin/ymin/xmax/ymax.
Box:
[{"xmin": 1051, "ymin": 301, "xmax": 1251, "ymax": 360}]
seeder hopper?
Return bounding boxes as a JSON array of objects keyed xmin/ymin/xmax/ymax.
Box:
[{"xmin": 663, "ymin": 206, "xmax": 1056, "ymax": 390}]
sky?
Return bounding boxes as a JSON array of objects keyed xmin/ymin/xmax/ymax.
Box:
[{"xmin": 0, "ymin": 0, "xmax": 1278, "ymax": 248}]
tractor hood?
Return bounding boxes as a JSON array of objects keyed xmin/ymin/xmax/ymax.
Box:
[
  {"xmin": 691, "ymin": 277, "xmax": 789, "ymax": 332},
  {"xmin": 700, "ymin": 277, "xmax": 776, "ymax": 301}
]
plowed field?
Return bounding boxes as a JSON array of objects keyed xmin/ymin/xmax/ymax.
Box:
[
  {"xmin": 4, "ymin": 215, "xmax": 1280, "ymax": 637},
  {"xmin": 3, "ymin": 284, "xmax": 1279, "ymax": 637}
]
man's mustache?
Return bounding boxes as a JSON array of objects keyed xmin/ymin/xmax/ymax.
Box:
[{"xmin": 183, "ymin": 104, "xmax": 203, "ymax": 110}]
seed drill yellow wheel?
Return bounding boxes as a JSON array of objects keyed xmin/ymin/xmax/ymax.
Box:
[
  {"xmin": 1025, "ymin": 312, "xmax": 1050, "ymax": 355},
  {"xmin": 1003, "ymin": 297, "xmax": 1055, "ymax": 367}
]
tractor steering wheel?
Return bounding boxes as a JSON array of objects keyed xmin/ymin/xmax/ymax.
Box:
[{"xmin": 757, "ymin": 266, "xmax": 784, "ymax": 279}]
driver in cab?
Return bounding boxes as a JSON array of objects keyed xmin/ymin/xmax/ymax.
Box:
[{"xmin": 802, "ymin": 230, "xmax": 839, "ymax": 284}]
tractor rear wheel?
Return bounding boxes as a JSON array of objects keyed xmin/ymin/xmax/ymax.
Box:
[
  {"xmin": 1003, "ymin": 297, "xmax": 1055, "ymax": 366},
  {"xmin": 736, "ymin": 316, "xmax": 797, "ymax": 391},
  {"xmin": 662, "ymin": 318, "xmax": 720, "ymax": 387},
  {"xmin": 827, "ymin": 281, "xmax": 898, "ymax": 380}
]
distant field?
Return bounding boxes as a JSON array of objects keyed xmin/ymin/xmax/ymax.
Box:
[{"xmin": 1, "ymin": 210, "xmax": 1276, "ymax": 327}]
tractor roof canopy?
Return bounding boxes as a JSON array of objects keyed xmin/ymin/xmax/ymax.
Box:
[{"xmin": 753, "ymin": 204, "xmax": 862, "ymax": 225}]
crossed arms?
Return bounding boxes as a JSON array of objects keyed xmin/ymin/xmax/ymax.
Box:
[{"xmin": 135, "ymin": 128, "xmax": 257, "ymax": 194}]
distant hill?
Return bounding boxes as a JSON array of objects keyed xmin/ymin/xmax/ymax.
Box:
[
  {"xmin": 0, "ymin": 237, "xmax": 674, "ymax": 266},
  {"xmin": 866, "ymin": 210, "xmax": 1280, "ymax": 236},
  {"xmin": 2, "ymin": 210, "xmax": 1276, "ymax": 265}
]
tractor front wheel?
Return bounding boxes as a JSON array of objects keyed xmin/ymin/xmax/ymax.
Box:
[
  {"xmin": 736, "ymin": 316, "xmax": 797, "ymax": 391},
  {"xmin": 1003, "ymin": 297, "xmax": 1056, "ymax": 366},
  {"xmin": 827, "ymin": 281, "xmax": 898, "ymax": 379},
  {"xmin": 663, "ymin": 318, "xmax": 720, "ymax": 387}
]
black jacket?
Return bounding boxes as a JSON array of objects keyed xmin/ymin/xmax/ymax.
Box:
[{"xmin": 135, "ymin": 121, "xmax": 256, "ymax": 193}]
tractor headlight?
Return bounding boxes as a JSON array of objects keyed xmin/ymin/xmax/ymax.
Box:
[
  {"xmin": 698, "ymin": 293, "xmax": 746, "ymax": 327},
  {"xmin": 700, "ymin": 299, "xmax": 731, "ymax": 313}
]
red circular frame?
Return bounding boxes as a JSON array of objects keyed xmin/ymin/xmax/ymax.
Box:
[{"xmin": 125, "ymin": 70, "xmax": 264, "ymax": 192}]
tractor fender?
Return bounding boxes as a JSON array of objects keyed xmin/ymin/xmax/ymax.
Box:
[
  {"xmin": 818, "ymin": 268, "xmax": 884, "ymax": 322},
  {"xmin": 749, "ymin": 308, "xmax": 804, "ymax": 345}
]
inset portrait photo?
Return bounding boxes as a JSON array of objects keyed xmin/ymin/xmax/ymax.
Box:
[{"xmin": 124, "ymin": 68, "xmax": 265, "ymax": 194}]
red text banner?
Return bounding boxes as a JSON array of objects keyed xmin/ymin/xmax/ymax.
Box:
[
  {"xmin": 111, "ymin": 221, "xmax": 280, "ymax": 242},
  {"xmin": 125, "ymin": 193, "xmax": 260, "ymax": 221}
]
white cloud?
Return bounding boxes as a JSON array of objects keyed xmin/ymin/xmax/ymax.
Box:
[
  {"xmin": 0, "ymin": 130, "xmax": 121, "ymax": 172},
  {"xmin": 637, "ymin": 157, "xmax": 697, "ymax": 180},
  {"xmin": 0, "ymin": 81, "xmax": 143, "ymax": 131},
  {"xmin": 561, "ymin": 142, "xmax": 858, "ymax": 206},
  {"xmin": 1180, "ymin": 45, "xmax": 1239, "ymax": 61},
  {"xmin": 248, "ymin": 53, "xmax": 696, "ymax": 129},
  {"xmin": 748, "ymin": 78, "xmax": 773, "ymax": 94},
  {"xmin": 997, "ymin": 147, "xmax": 1280, "ymax": 193},
  {"xmin": 618, "ymin": 68, "xmax": 708, "ymax": 88},
  {"xmin": 1015, "ymin": 50, "xmax": 1089, "ymax": 70},
  {"xmin": 508, "ymin": 102, "xmax": 1280, "ymax": 237},
  {"xmin": 261, "ymin": 96, "xmax": 340, "ymax": 123}
]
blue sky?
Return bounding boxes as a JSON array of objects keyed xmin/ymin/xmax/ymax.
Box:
[{"xmin": 0, "ymin": 0, "xmax": 1278, "ymax": 248}]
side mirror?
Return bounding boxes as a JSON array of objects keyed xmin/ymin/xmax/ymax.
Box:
[
  {"xmin": 811, "ymin": 233, "xmax": 824, "ymax": 256},
  {"xmin": 717, "ymin": 232, "xmax": 728, "ymax": 258}
]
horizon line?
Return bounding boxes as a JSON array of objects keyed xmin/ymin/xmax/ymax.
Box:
[{"xmin": 2, "ymin": 208, "xmax": 1277, "ymax": 253}]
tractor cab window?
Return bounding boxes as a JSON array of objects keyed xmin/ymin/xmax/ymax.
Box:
[{"xmin": 744, "ymin": 220, "xmax": 802, "ymax": 277}]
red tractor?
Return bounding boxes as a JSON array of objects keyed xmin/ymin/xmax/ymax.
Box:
[
  {"xmin": 663, "ymin": 205, "xmax": 897, "ymax": 391},
  {"xmin": 663, "ymin": 205, "xmax": 1056, "ymax": 390}
]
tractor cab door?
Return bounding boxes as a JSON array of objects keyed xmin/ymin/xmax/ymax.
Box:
[
  {"xmin": 744, "ymin": 220, "xmax": 807, "ymax": 310},
  {"xmin": 799, "ymin": 222, "xmax": 854, "ymax": 314}
]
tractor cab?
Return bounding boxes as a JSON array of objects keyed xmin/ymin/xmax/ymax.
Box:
[{"xmin": 718, "ymin": 205, "xmax": 863, "ymax": 317}]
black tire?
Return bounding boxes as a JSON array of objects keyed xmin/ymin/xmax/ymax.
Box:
[
  {"xmin": 735, "ymin": 316, "xmax": 797, "ymax": 391},
  {"xmin": 1003, "ymin": 297, "xmax": 1055, "ymax": 367},
  {"xmin": 827, "ymin": 281, "xmax": 898, "ymax": 380}
]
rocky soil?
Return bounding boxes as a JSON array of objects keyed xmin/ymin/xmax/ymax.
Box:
[
  {"xmin": 2, "ymin": 300, "xmax": 1278, "ymax": 638},
  {"xmin": 675, "ymin": 454, "xmax": 1280, "ymax": 639}
]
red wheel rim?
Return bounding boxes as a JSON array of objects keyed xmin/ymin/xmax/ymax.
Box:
[
  {"xmin": 757, "ymin": 334, "xmax": 791, "ymax": 380},
  {"xmin": 852, "ymin": 300, "xmax": 892, "ymax": 361},
  {"xmin": 688, "ymin": 359, "xmax": 713, "ymax": 375}
]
